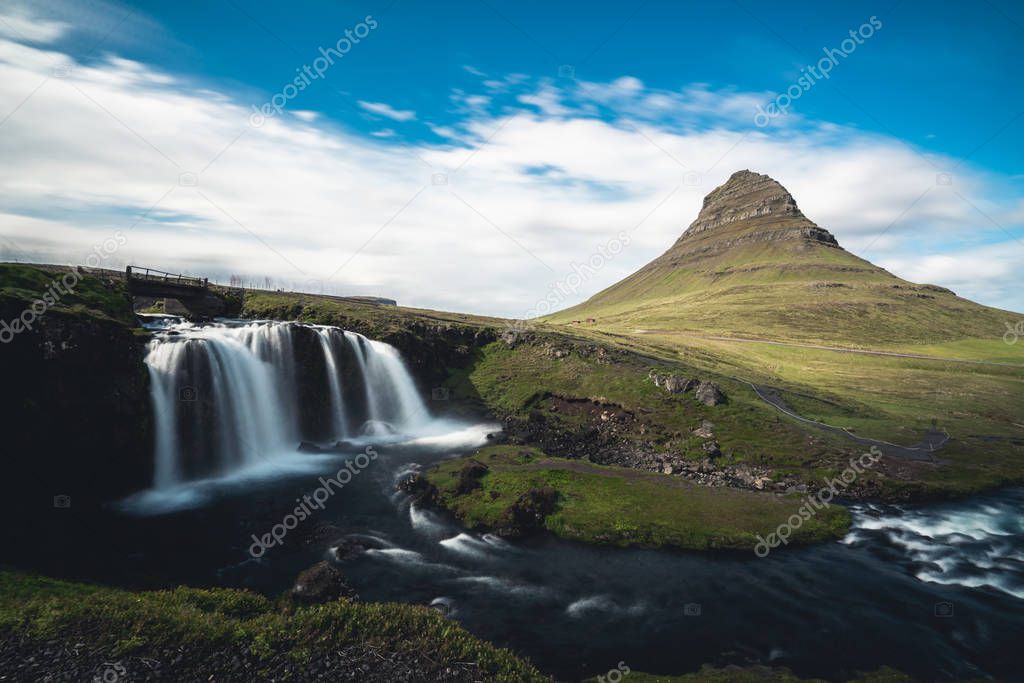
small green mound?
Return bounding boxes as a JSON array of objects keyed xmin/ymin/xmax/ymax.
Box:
[
  {"xmin": 425, "ymin": 446, "xmax": 851, "ymax": 551},
  {"xmin": 0, "ymin": 570, "xmax": 548, "ymax": 681}
]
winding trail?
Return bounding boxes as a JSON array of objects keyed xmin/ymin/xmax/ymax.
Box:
[{"xmin": 745, "ymin": 382, "xmax": 946, "ymax": 462}]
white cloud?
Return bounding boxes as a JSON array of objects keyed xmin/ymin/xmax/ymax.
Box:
[
  {"xmin": 0, "ymin": 21, "xmax": 1020, "ymax": 317},
  {"xmin": 357, "ymin": 100, "xmax": 416, "ymax": 122},
  {"xmin": 0, "ymin": 9, "xmax": 68, "ymax": 43}
]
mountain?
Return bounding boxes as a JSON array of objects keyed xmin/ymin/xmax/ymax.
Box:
[{"xmin": 547, "ymin": 170, "xmax": 1014, "ymax": 346}]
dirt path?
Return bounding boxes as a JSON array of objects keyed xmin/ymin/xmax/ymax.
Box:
[{"xmin": 747, "ymin": 382, "xmax": 945, "ymax": 462}]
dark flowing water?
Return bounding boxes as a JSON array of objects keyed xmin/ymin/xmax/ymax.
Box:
[{"xmin": 30, "ymin": 440, "xmax": 1021, "ymax": 683}]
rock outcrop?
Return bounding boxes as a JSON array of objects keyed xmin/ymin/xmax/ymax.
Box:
[
  {"xmin": 695, "ymin": 381, "xmax": 727, "ymax": 406},
  {"xmin": 289, "ymin": 561, "xmax": 357, "ymax": 604},
  {"xmin": 670, "ymin": 170, "xmax": 840, "ymax": 258}
]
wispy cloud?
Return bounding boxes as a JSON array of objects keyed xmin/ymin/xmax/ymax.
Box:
[{"xmin": 357, "ymin": 100, "xmax": 416, "ymax": 122}]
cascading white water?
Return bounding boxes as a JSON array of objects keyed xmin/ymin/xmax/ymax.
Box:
[
  {"xmin": 315, "ymin": 327, "xmax": 349, "ymax": 441},
  {"xmin": 146, "ymin": 324, "xmax": 290, "ymax": 488},
  {"xmin": 142, "ymin": 320, "xmax": 434, "ymax": 489},
  {"xmin": 344, "ymin": 331, "xmax": 430, "ymax": 434}
]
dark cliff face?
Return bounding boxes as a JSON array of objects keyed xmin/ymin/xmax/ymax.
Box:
[{"xmin": 0, "ymin": 296, "xmax": 154, "ymax": 516}]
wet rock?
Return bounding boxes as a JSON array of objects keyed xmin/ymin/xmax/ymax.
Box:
[
  {"xmin": 495, "ymin": 486, "xmax": 558, "ymax": 537},
  {"xmin": 290, "ymin": 561, "xmax": 357, "ymax": 604},
  {"xmin": 330, "ymin": 537, "xmax": 369, "ymax": 562},
  {"xmin": 397, "ymin": 472, "xmax": 438, "ymax": 506},
  {"xmin": 455, "ymin": 461, "xmax": 488, "ymax": 495},
  {"xmin": 695, "ymin": 381, "xmax": 727, "ymax": 406}
]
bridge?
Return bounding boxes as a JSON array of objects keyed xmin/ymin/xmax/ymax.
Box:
[{"xmin": 126, "ymin": 266, "xmax": 227, "ymax": 318}]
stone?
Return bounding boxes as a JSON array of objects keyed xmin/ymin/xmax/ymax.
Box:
[
  {"xmin": 329, "ymin": 537, "xmax": 369, "ymax": 562},
  {"xmin": 692, "ymin": 420, "xmax": 715, "ymax": 439},
  {"xmin": 702, "ymin": 440, "xmax": 722, "ymax": 458},
  {"xmin": 290, "ymin": 561, "xmax": 357, "ymax": 604},
  {"xmin": 695, "ymin": 381, "xmax": 727, "ymax": 406},
  {"xmin": 455, "ymin": 461, "xmax": 488, "ymax": 495},
  {"xmin": 495, "ymin": 486, "xmax": 558, "ymax": 537}
]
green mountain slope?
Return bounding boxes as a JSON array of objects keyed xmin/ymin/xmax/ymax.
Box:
[{"xmin": 547, "ymin": 170, "xmax": 1016, "ymax": 347}]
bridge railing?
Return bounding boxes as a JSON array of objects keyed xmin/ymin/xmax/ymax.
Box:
[{"xmin": 126, "ymin": 265, "xmax": 208, "ymax": 289}]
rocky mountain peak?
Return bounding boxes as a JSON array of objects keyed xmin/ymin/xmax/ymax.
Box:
[{"xmin": 673, "ymin": 170, "xmax": 839, "ymax": 252}]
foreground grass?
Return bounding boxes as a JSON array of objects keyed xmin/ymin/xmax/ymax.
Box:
[
  {"xmin": 0, "ymin": 570, "xmax": 548, "ymax": 681},
  {"xmin": 425, "ymin": 446, "xmax": 851, "ymax": 551}
]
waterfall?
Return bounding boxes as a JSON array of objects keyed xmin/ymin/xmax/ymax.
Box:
[
  {"xmin": 344, "ymin": 331, "xmax": 430, "ymax": 434},
  {"xmin": 142, "ymin": 320, "xmax": 430, "ymax": 489},
  {"xmin": 315, "ymin": 327, "xmax": 349, "ymax": 441},
  {"xmin": 145, "ymin": 324, "xmax": 290, "ymax": 488}
]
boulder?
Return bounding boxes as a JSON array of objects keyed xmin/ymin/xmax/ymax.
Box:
[
  {"xmin": 455, "ymin": 461, "xmax": 489, "ymax": 495},
  {"xmin": 692, "ymin": 420, "xmax": 715, "ymax": 439},
  {"xmin": 329, "ymin": 537, "xmax": 369, "ymax": 562},
  {"xmin": 702, "ymin": 440, "xmax": 722, "ymax": 458},
  {"xmin": 397, "ymin": 472, "xmax": 438, "ymax": 506},
  {"xmin": 290, "ymin": 561, "xmax": 357, "ymax": 604},
  {"xmin": 664, "ymin": 376, "xmax": 697, "ymax": 394},
  {"xmin": 495, "ymin": 486, "xmax": 558, "ymax": 537},
  {"xmin": 649, "ymin": 371, "xmax": 697, "ymax": 394},
  {"xmin": 695, "ymin": 381, "xmax": 727, "ymax": 406}
]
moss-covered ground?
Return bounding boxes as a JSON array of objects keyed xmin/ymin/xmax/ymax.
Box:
[{"xmin": 424, "ymin": 446, "xmax": 850, "ymax": 550}]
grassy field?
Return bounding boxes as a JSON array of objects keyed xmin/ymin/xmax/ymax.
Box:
[
  {"xmin": 425, "ymin": 446, "xmax": 851, "ymax": 551},
  {"xmin": 241, "ymin": 288, "xmax": 502, "ymax": 335}
]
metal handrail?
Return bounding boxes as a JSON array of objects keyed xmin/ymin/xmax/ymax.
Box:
[{"xmin": 126, "ymin": 265, "xmax": 208, "ymax": 289}]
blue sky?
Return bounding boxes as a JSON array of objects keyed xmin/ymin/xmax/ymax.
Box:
[
  {"xmin": 76, "ymin": 0, "xmax": 1024, "ymax": 172},
  {"xmin": 0, "ymin": 0, "xmax": 1022, "ymax": 317}
]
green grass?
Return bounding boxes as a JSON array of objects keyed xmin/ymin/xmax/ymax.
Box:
[
  {"xmin": 545, "ymin": 235, "xmax": 1021, "ymax": 349},
  {"xmin": 448, "ymin": 338, "xmax": 885, "ymax": 480},
  {"xmin": 424, "ymin": 446, "xmax": 851, "ymax": 551},
  {"xmin": 0, "ymin": 569, "xmax": 548, "ymax": 681},
  {"xmin": 0, "ymin": 263, "xmax": 136, "ymax": 325},
  {"xmin": 241, "ymin": 288, "xmax": 502, "ymax": 335}
]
